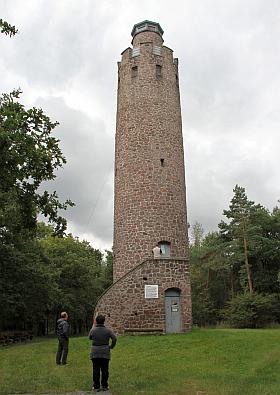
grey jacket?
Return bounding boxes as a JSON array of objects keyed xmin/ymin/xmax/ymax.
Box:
[
  {"xmin": 57, "ymin": 318, "xmax": 69, "ymax": 340},
  {"xmin": 89, "ymin": 324, "xmax": 117, "ymax": 360}
]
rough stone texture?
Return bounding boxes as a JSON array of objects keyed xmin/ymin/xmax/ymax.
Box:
[
  {"xmin": 95, "ymin": 258, "xmax": 191, "ymax": 335},
  {"xmin": 114, "ymin": 27, "xmax": 188, "ymax": 281},
  {"xmin": 95, "ymin": 23, "xmax": 192, "ymax": 334}
]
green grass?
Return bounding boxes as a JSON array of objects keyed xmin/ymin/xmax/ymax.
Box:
[{"xmin": 0, "ymin": 329, "xmax": 280, "ymax": 395}]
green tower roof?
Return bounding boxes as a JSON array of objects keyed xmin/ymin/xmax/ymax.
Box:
[{"xmin": 131, "ymin": 20, "xmax": 164, "ymax": 38}]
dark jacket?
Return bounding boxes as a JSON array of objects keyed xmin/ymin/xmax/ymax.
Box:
[
  {"xmin": 57, "ymin": 318, "xmax": 69, "ymax": 339},
  {"xmin": 89, "ymin": 324, "xmax": 117, "ymax": 360}
]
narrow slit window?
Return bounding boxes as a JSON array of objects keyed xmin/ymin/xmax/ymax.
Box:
[
  {"xmin": 156, "ymin": 64, "xmax": 162, "ymax": 78},
  {"xmin": 160, "ymin": 158, "xmax": 164, "ymax": 167},
  {"xmin": 132, "ymin": 66, "xmax": 138, "ymax": 78}
]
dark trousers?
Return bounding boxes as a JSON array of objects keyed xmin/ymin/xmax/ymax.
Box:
[
  {"xmin": 56, "ymin": 337, "xmax": 69, "ymax": 364},
  {"xmin": 92, "ymin": 358, "xmax": 109, "ymax": 389}
]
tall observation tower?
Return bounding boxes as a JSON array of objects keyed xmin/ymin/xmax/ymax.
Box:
[{"xmin": 95, "ymin": 21, "xmax": 192, "ymax": 334}]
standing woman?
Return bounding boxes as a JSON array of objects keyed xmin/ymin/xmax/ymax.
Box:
[{"xmin": 89, "ymin": 314, "xmax": 117, "ymax": 392}]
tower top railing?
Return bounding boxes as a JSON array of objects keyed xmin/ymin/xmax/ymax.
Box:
[{"xmin": 131, "ymin": 20, "xmax": 164, "ymax": 38}]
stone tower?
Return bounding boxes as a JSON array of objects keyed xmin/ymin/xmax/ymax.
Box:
[{"xmin": 95, "ymin": 21, "xmax": 192, "ymax": 334}]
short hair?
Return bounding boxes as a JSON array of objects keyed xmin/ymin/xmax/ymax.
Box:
[
  {"xmin": 96, "ymin": 314, "xmax": 105, "ymax": 324},
  {"xmin": 61, "ymin": 311, "xmax": 68, "ymax": 318}
]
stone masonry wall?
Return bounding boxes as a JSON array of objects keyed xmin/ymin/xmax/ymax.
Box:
[
  {"xmin": 114, "ymin": 28, "xmax": 188, "ymax": 282},
  {"xmin": 95, "ymin": 258, "xmax": 192, "ymax": 335}
]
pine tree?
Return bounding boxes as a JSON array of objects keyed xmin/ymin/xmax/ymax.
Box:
[{"xmin": 219, "ymin": 185, "xmax": 262, "ymax": 293}]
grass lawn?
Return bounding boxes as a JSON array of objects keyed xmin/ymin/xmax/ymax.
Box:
[{"xmin": 0, "ymin": 328, "xmax": 279, "ymax": 395}]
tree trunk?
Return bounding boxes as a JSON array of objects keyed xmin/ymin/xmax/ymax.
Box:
[
  {"xmin": 205, "ymin": 268, "xmax": 211, "ymax": 292},
  {"xmin": 241, "ymin": 214, "xmax": 253, "ymax": 293},
  {"xmin": 230, "ymin": 267, "xmax": 234, "ymax": 297},
  {"xmin": 243, "ymin": 235, "xmax": 253, "ymax": 293}
]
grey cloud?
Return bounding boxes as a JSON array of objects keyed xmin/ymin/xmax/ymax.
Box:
[
  {"xmin": 3, "ymin": 2, "xmax": 116, "ymax": 90},
  {"xmin": 37, "ymin": 96, "xmax": 114, "ymax": 244},
  {"xmin": 1, "ymin": 0, "xmax": 280, "ymax": 248}
]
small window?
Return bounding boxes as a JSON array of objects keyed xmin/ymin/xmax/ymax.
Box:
[
  {"xmin": 153, "ymin": 46, "xmax": 161, "ymax": 56},
  {"xmin": 132, "ymin": 66, "xmax": 138, "ymax": 78},
  {"xmin": 160, "ymin": 158, "xmax": 164, "ymax": 167},
  {"xmin": 176, "ymin": 74, "xmax": 179, "ymax": 86},
  {"xmin": 159, "ymin": 241, "xmax": 170, "ymax": 257},
  {"xmin": 136, "ymin": 24, "xmax": 146, "ymax": 33},
  {"xmin": 132, "ymin": 47, "xmax": 140, "ymax": 57},
  {"xmin": 156, "ymin": 65, "xmax": 162, "ymax": 78},
  {"xmin": 148, "ymin": 25, "xmax": 156, "ymax": 31}
]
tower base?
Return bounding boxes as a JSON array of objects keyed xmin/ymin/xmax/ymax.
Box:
[{"xmin": 95, "ymin": 258, "xmax": 192, "ymax": 335}]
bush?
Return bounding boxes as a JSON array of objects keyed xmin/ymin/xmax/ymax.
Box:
[
  {"xmin": 223, "ymin": 293, "xmax": 280, "ymax": 328},
  {"xmin": 192, "ymin": 295, "xmax": 220, "ymax": 326}
]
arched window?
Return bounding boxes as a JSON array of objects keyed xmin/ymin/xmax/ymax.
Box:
[
  {"xmin": 156, "ymin": 64, "xmax": 162, "ymax": 78},
  {"xmin": 159, "ymin": 241, "xmax": 170, "ymax": 257},
  {"xmin": 131, "ymin": 66, "xmax": 138, "ymax": 78}
]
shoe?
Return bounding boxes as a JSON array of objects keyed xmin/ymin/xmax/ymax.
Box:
[
  {"xmin": 92, "ymin": 387, "xmax": 101, "ymax": 392},
  {"xmin": 102, "ymin": 388, "xmax": 109, "ymax": 391},
  {"xmin": 61, "ymin": 362, "xmax": 67, "ymax": 365}
]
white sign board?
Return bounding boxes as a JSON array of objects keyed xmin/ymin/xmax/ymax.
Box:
[{"xmin": 145, "ymin": 284, "xmax": 159, "ymax": 299}]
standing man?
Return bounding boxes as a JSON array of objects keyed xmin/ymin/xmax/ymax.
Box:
[
  {"xmin": 56, "ymin": 311, "xmax": 69, "ymax": 365},
  {"xmin": 89, "ymin": 314, "xmax": 117, "ymax": 392}
]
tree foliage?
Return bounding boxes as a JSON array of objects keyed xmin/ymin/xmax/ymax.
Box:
[
  {"xmin": 190, "ymin": 221, "xmax": 204, "ymax": 248},
  {"xmin": 38, "ymin": 227, "xmax": 113, "ymax": 334},
  {"xmin": 190, "ymin": 185, "xmax": 280, "ymax": 328},
  {"xmin": 0, "ymin": 21, "xmax": 111, "ymax": 335},
  {"xmin": 219, "ymin": 185, "xmax": 261, "ymax": 293},
  {"xmin": 0, "ymin": 89, "xmax": 74, "ymax": 242},
  {"xmin": 223, "ymin": 293, "xmax": 280, "ymax": 328},
  {"xmin": 0, "ymin": 19, "xmax": 18, "ymax": 37},
  {"xmin": 1, "ymin": 223, "xmax": 113, "ymax": 334}
]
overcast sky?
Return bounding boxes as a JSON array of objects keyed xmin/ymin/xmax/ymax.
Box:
[{"xmin": 1, "ymin": 0, "xmax": 280, "ymax": 250}]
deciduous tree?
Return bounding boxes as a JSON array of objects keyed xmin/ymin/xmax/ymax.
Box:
[{"xmin": 0, "ymin": 89, "xmax": 74, "ymax": 244}]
